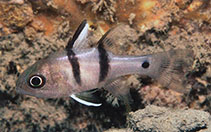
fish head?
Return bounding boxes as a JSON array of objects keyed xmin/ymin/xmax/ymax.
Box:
[{"xmin": 16, "ymin": 55, "xmax": 71, "ymax": 98}]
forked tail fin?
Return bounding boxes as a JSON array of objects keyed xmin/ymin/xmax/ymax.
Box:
[{"xmin": 147, "ymin": 49, "xmax": 194, "ymax": 93}]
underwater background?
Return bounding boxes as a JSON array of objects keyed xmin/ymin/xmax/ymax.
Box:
[{"xmin": 0, "ymin": 0, "xmax": 210, "ymax": 131}]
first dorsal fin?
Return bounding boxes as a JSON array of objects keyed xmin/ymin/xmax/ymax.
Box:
[{"xmin": 66, "ymin": 20, "xmax": 91, "ymax": 50}]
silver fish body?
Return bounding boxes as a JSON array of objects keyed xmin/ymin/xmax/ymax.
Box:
[
  {"xmin": 16, "ymin": 48, "xmax": 150, "ymax": 97},
  {"xmin": 16, "ymin": 20, "xmax": 194, "ymax": 106}
]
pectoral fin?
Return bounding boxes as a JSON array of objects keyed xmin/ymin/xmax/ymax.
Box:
[{"xmin": 70, "ymin": 89, "xmax": 102, "ymax": 107}]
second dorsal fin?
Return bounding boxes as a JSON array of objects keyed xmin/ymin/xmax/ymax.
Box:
[
  {"xmin": 66, "ymin": 20, "xmax": 91, "ymax": 50},
  {"xmin": 97, "ymin": 24, "xmax": 135, "ymax": 55}
]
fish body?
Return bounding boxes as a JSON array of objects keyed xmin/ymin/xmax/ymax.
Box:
[{"xmin": 16, "ymin": 20, "xmax": 194, "ymax": 106}]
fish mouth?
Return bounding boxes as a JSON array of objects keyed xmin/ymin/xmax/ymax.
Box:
[
  {"xmin": 16, "ymin": 74, "xmax": 24, "ymax": 91},
  {"xmin": 15, "ymin": 85, "xmax": 26, "ymax": 95},
  {"xmin": 16, "ymin": 78, "xmax": 43, "ymax": 98},
  {"xmin": 15, "ymin": 87, "xmax": 23, "ymax": 94},
  {"xmin": 16, "ymin": 76, "xmax": 29, "ymax": 96},
  {"xmin": 15, "ymin": 86, "xmax": 34, "ymax": 97},
  {"xmin": 15, "ymin": 65, "xmax": 32, "ymax": 95},
  {"xmin": 16, "ymin": 79, "xmax": 22, "ymax": 94}
]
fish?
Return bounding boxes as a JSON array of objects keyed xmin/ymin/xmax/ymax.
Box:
[{"xmin": 16, "ymin": 20, "xmax": 194, "ymax": 107}]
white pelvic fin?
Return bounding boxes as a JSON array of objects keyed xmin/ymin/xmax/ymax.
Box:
[{"xmin": 70, "ymin": 94, "xmax": 102, "ymax": 107}]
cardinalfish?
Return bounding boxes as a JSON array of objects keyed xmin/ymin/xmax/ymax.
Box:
[{"xmin": 16, "ymin": 20, "xmax": 194, "ymax": 108}]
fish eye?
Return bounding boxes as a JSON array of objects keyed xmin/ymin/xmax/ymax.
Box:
[
  {"xmin": 142, "ymin": 60, "xmax": 150, "ymax": 68},
  {"xmin": 28, "ymin": 75, "xmax": 46, "ymax": 88}
]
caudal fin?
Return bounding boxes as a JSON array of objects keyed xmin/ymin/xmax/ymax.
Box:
[{"xmin": 147, "ymin": 49, "xmax": 194, "ymax": 93}]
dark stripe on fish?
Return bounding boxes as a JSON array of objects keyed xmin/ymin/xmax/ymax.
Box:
[
  {"xmin": 67, "ymin": 50, "xmax": 81, "ymax": 85},
  {"xmin": 98, "ymin": 44, "xmax": 110, "ymax": 82}
]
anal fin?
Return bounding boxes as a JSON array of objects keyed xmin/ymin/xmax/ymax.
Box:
[{"xmin": 104, "ymin": 77, "xmax": 133, "ymax": 112}]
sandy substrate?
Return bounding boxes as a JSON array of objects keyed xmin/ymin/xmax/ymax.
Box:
[{"xmin": 0, "ymin": 0, "xmax": 210, "ymax": 131}]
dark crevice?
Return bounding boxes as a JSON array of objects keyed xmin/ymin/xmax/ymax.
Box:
[
  {"xmin": 179, "ymin": 125, "xmax": 207, "ymax": 132},
  {"xmin": 7, "ymin": 61, "xmax": 18, "ymax": 74},
  {"xmin": 137, "ymin": 23, "xmax": 172, "ymax": 46}
]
